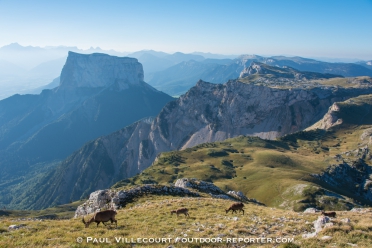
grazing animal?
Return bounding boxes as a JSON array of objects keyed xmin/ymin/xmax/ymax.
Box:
[
  {"xmin": 226, "ymin": 202, "xmax": 245, "ymax": 215},
  {"xmin": 171, "ymin": 208, "xmax": 190, "ymax": 217},
  {"xmin": 82, "ymin": 209, "xmax": 117, "ymax": 228},
  {"xmin": 321, "ymin": 211, "xmax": 336, "ymax": 218}
]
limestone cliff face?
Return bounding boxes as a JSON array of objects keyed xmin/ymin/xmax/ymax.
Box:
[
  {"xmin": 306, "ymin": 103, "xmax": 343, "ymax": 130},
  {"xmin": 59, "ymin": 52, "xmax": 144, "ymax": 89},
  {"xmin": 32, "ymin": 79, "xmax": 372, "ymax": 208}
]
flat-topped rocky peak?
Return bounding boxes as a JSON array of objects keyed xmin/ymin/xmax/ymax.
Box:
[{"xmin": 59, "ymin": 52, "xmax": 144, "ymax": 89}]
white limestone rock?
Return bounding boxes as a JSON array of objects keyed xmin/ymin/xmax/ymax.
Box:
[
  {"xmin": 303, "ymin": 215, "xmax": 332, "ymax": 238},
  {"xmin": 304, "ymin": 208, "xmax": 320, "ymax": 213},
  {"xmin": 226, "ymin": 191, "xmax": 248, "ymax": 201},
  {"xmin": 341, "ymin": 218, "xmax": 351, "ymax": 223},
  {"xmin": 8, "ymin": 224, "xmax": 26, "ymax": 231}
]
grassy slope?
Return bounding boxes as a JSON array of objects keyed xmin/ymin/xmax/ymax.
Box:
[
  {"xmin": 112, "ymin": 132, "xmax": 341, "ymax": 208},
  {"xmin": 239, "ymin": 75, "xmax": 372, "ymax": 89},
  {"xmin": 0, "ymin": 201, "xmax": 83, "ymax": 219},
  {"xmin": 1, "ymin": 196, "xmax": 371, "ymax": 247}
]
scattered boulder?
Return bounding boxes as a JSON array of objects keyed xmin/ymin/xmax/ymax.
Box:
[
  {"xmin": 350, "ymin": 208, "xmax": 371, "ymax": 213},
  {"xmin": 314, "ymin": 216, "xmax": 331, "ymax": 233},
  {"xmin": 303, "ymin": 215, "xmax": 331, "ymax": 238},
  {"xmin": 8, "ymin": 224, "xmax": 26, "ymax": 231},
  {"xmin": 341, "ymin": 218, "xmax": 351, "ymax": 223},
  {"xmin": 304, "ymin": 208, "xmax": 320, "ymax": 213}
]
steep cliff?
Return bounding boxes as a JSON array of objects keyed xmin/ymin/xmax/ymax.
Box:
[{"xmin": 59, "ymin": 52, "xmax": 144, "ymax": 89}]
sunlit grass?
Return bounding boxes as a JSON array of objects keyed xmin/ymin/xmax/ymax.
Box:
[{"xmin": 1, "ymin": 196, "xmax": 371, "ymax": 247}]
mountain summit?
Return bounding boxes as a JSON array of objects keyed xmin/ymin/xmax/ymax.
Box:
[{"xmin": 59, "ymin": 52, "xmax": 144, "ymax": 89}]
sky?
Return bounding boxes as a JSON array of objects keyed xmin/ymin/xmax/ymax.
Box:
[{"xmin": 0, "ymin": 0, "xmax": 372, "ymax": 60}]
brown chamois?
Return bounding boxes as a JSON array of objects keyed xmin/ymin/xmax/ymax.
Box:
[
  {"xmin": 171, "ymin": 208, "xmax": 190, "ymax": 217},
  {"xmin": 321, "ymin": 210, "xmax": 336, "ymax": 218},
  {"xmin": 226, "ymin": 202, "xmax": 244, "ymax": 215},
  {"xmin": 82, "ymin": 209, "xmax": 117, "ymax": 228}
]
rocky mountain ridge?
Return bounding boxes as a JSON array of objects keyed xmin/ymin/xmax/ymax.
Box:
[
  {"xmin": 147, "ymin": 54, "xmax": 372, "ymax": 96},
  {"xmin": 24, "ymin": 74, "xmax": 372, "ymax": 209},
  {"xmin": 239, "ymin": 62, "xmax": 341, "ymax": 80}
]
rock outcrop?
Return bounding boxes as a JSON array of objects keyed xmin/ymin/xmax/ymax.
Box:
[
  {"xmin": 302, "ymin": 215, "xmax": 332, "ymax": 238},
  {"xmin": 174, "ymin": 178, "xmax": 224, "ymax": 194},
  {"xmin": 74, "ymin": 184, "xmax": 200, "ymax": 217},
  {"xmin": 312, "ymin": 158, "xmax": 372, "ymax": 203},
  {"xmin": 306, "ymin": 103, "xmax": 343, "ymax": 130}
]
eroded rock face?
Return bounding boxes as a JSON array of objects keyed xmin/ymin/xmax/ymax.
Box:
[
  {"xmin": 306, "ymin": 103, "xmax": 343, "ymax": 130},
  {"xmin": 59, "ymin": 52, "xmax": 144, "ymax": 89}
]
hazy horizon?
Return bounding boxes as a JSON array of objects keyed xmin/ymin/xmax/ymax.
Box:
[
  {"xmin": 1, "ymin": 0, "xmax": 371, "ymax": 60},
  {"xmin": 0, "ymin": 42, "xmax": 369, "ymax": 63}
]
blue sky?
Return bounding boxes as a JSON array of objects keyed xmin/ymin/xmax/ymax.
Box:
[{"xmin": 1, "ymin": 0, "xmax": 371, "ymax": 60}]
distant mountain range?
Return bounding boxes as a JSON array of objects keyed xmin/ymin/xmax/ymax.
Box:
[
  {"xmin": 148, "ymin": 55, "xmax": 372, "ymax": 96},
  {"xmin": 0, "ymin": 44, "xmax": 236, "ymax": 99},
  {"xmin": 1, "ymin": 43, "xmax": 372, "ymax": 100}
]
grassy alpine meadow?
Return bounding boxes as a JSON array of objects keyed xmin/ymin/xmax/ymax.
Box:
[
  {"xmin": 0, "ymin": 196, "xmax": 372, "ymax": 247},
  {"xmin": 113, "ymin": 124, "xmax": 369, "ymax": 210}
]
